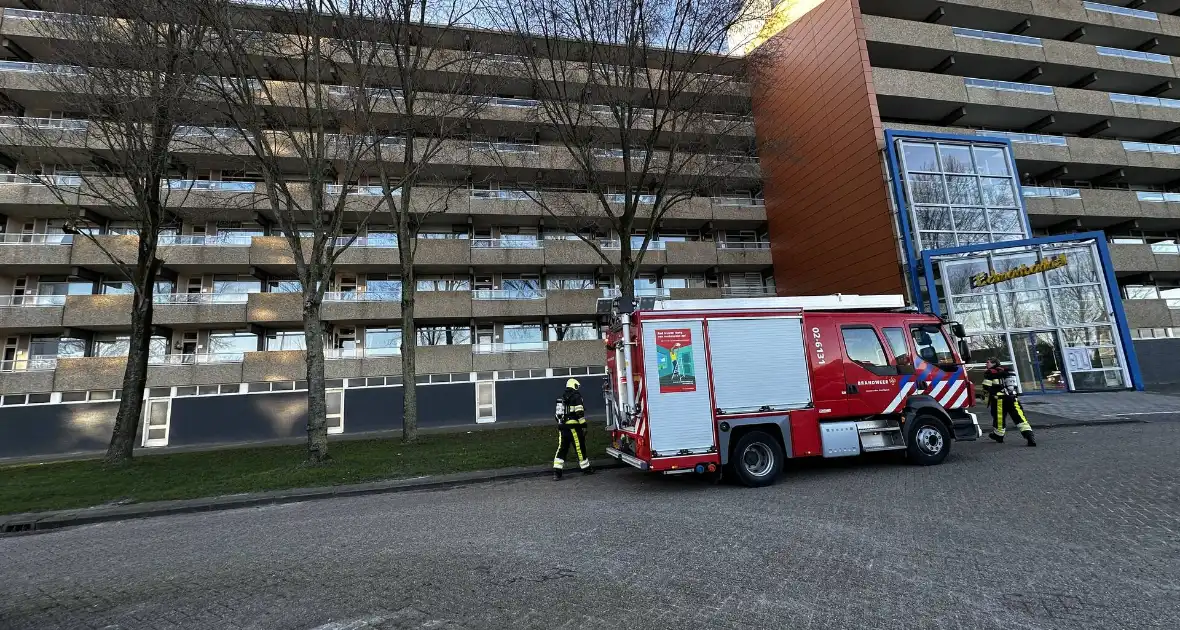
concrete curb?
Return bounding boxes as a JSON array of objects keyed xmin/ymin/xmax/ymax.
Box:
[{"xmin": 0, "ymin": 459, "xmax": 625, "ymax": 536}]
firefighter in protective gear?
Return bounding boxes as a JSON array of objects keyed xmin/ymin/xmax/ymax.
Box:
[
  {"xmin": 553, "ymin": 378, "xmax": 594, "ymax": 480},
  {"xmin": 981, "ymin": 358, "xmax": 1036, "ymax": 447}
]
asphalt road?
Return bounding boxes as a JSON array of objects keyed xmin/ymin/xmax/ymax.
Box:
[{"xmin": 1, "ymin": 422, "xmax": 1177, "ymax": 630}]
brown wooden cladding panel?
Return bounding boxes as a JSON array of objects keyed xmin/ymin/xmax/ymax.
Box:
[{"xmin": 753, "ymin": 0, "xmax": 905, "ymax": 297}]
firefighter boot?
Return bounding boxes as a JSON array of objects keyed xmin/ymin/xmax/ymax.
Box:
[
  {"xmin": 553, "ymin": 467, "xmax": 563, "ymax": 481},
  {"xmin": 1022, "ymin": 430, "xmax": 1037, "ymax": 447},
  {"xmin": 582, "ymin": 465, "xmax": 595, "ymax": 475},
  {"xmin": 988, "ymin": 432, "xmax": 1004, "ymax": 443}
]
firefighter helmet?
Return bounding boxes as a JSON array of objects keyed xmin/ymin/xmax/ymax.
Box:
[{"xmin": 566, "ymin": 378, "xmax": 580, "ymax": 390}]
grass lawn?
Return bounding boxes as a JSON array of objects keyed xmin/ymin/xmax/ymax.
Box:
[{"xmin": 0, "ymin": 423, "xmax": 596, "ymax": 515}]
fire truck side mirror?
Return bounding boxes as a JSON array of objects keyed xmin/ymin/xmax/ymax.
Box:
[
  {"xmin": 958, "ymin": 339, "xmax": 972, "ymax": 363},
  {"xmin": 950, "ymin": 322, "xmax": 967, "ymax": 338}
]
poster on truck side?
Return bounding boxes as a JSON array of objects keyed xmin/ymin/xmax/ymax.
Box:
[{"xmin": 655, "ymin": 328, "xmax": 697, "ymax": 393}]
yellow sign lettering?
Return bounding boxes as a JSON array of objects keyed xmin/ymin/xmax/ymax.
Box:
[{"xmin": 970, "ymin": 255, "xmax": 1068, "ymax": 289}]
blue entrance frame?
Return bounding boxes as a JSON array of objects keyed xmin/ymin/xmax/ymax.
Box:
[
  {"xmin": 883, "ymin": 128, "xmax": 1143, "ymax": 391},
  {"xmin": 918, "ymin": 232, "xmax": 1144, "ymax": 391}
]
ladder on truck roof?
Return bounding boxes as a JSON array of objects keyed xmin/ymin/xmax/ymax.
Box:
[{"xmin": 652, "ymin": 294, "xmax": 911, "ymax": 312}]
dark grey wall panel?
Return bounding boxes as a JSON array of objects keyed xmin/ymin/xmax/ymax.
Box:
[
  {"xmin": 0, "ymin": 402, "xmax": 119, "ymax": 458},
  {"xmin": 343, "ymin": 382, "xmax": 475, "ymax": 433},
  {"xmin": 1134, "ymin": 339, "xmax": 1180, "ymax": 386},
  {"xmin": 496, "ymin": 376, "xmax": 606, "ymax": 424},
  {"xmin": 169, "ymin": 392, "xmax": 307, "ymax": 446}
]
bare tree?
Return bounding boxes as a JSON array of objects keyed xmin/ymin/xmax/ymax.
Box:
[
  {"xmin": 0, "ymin": 1, "xmax": 210, "ymax": 464},
  {"xmin": 196, "ymin": 0, "xmax": 386, "ymax": 464},
  {"xmin": 483, "ymin": 0, "xmax": 768, "ymax": 312},
  {"xmin": 335, "ymin": 0, "xmax": 489, "ymax": 443}
]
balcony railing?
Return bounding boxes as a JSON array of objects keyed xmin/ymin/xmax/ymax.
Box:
[
  {"xmin": 471, "ymin": 141, "xmax": 540, "ymax": 154},
  {"xmin": 0, "ymin": 294, "xmax": 67, "ymax": 306},
  {"xmin": 976, "ymin": 130, "xmax": 1067, "ymax": 146},
  {"xmin": 472, "ymin": 238, "xmax": 542, "ymax": 249},
  {"xmin": 951, "ymin": 28, "xmax": 1042, "ymax": 47},
  {"xmin": 470, "ymin": 189, "xmax": 531, "ymax": 201},
  {"xmin": 154, "ymin": 293, "xmax": 250, "ymax": 304},
  {"xmin": 722, "ymin": 286, "xmax": 775, "ymax": 297},
  {"xmin": 1150, "ymin": 242, "xmax": 1180, "ymax": 255},
  {"xmin": 1023, "ymin": 186, "xmax": 1082, "ymax": 199},
  {"xmin": 473, "ymin": 289, "xmax": 546, "ymax": 300},
  {"xmin": 1110, "ymin": 93, "xmax": 1180, "ymax": 109},
  {"xmin": 1167, "ymin": 299, "xmax": 1180, "ymax": 310},
  {"xmin": 486, "ymin": 97, "xmax": 539, "ymax": 108},
  {"xmin": 1136, "ymin": 191, "xmax": 1180, "ymax": 203},
  {"xmin": 334, "ymin": 234, "xmax": 398, "ymax": 247},
  {"xmin": 1082, "ymin": 1, "xmax": 1157, "ymax": 20},
  {"xmin": 0, "ymin": 233, "xmax": 73, "ymax": 244},
  {"xmin": 711, "ymin": 196, "xmax": 765, "ymax": 206},
  {"xmin": 601, "ymin": 288, "xmax": 672, "ymax": 298},
  {"xmin": 166, "ymin": 180, "xmax": 257, "ymax": 192},
  {"xmin": 0, "ymin": 173, "xmax": 81, "ymax": 186},
  {"xmin": 324, "ymin": 184, "xmax": 394, "ymax": 196},
  {"xmin": 160, "ymin": 234, "xmax": 255, "ymax": 246},
  {"xmin": 324, "ymin": 347, "xmax": 402, "ymax": 359},
  {"xmin": 0, "ymin": 116, "xmax": 89, "ymax": 131},
  {"xmin": 1096, "ymin": 46, "xmax": 1171, "ymax": 64},
  {"xmin": 0, "ymin": 60, "xmax": 85, "ymax": 75},
  {"xmin": 605, "ymin": 193, "xmax": 656, "ymax": 204},
  {"xmin": 964, "ymin": 78, "xmax": 1054, "ymax": 96},
  {"xmin": 717, "ymin": 241, "xmax": 771, "ymax": 250},
  {"xmin": 323, "ymin": 291, "xmax": 402, "ymax": 302},
  {"xmin": 150, "ymin": 352, "xmax": 245, "ymax": 365},
  {"xmin": 472, "ymin": 341, "xmax": 547, "ymax": 354},
  {"xmin": 0, "ymin": 358, "xmax": 58, "ymax": 372},
  {"xmin": 1123, "ymin": 141, "xmax": 1180, "ymax": 155}
]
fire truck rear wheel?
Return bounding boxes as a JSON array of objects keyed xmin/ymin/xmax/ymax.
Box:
[
  {"xmin": 731, "ymin": 431, "xmax": 783, "ymax": 487},
  {"xmin": 907, "ymin": 414, "xmax": 951, "ymax": 466}
]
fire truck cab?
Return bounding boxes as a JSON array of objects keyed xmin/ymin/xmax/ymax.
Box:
[{"xmin": 602, "ymin": 294, "xmax": 982, "ymax": 487}]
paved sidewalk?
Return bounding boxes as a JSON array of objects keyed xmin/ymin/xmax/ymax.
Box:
[
  {"xmin": 1016, "ymin": 390, "xmax": 1180, "ymax": 422},
  {"xmin": 0, "ymin": 460, "xmax": 621, "ymax": 535}
]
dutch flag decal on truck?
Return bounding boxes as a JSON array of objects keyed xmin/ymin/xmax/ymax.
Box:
[{"xmin": 884, "ymin": 360, "xmax": 970, "ymax": 414}]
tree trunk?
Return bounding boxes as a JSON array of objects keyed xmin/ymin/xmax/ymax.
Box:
[
  {"xmin": 400, "ymin": 256, "xmax": 419, "ymax": 443},
  {"xmin": 303, "ymin": 289, "xmax": 330, "ymax": 464},
  {"xmin": 618, "ymin": 249, "xmax": 637, "ymax": 315},
  {"xmin": 103, "ymin": 234, "xmax": 159, "ymax": 464}
]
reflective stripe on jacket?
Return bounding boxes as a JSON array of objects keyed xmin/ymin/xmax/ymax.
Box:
[{"xmin": 562, "ymin": 388, "xmax": 586, "ymax": 424}]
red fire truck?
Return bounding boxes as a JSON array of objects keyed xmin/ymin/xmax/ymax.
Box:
[{"xmin": 601, "ymin": 295, "xmax": 981, "ymax": 487}]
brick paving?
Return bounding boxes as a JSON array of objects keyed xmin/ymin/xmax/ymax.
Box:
[
  {"xmin": 1018, "ymin": 390, "xmax": 1180, "ymax": 421},
  {"xmin": 1, "ymin": 422, "xmax": 1178, "ymax": 629}
]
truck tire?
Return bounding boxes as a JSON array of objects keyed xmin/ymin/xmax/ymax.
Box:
[
  {"xmin": 731, "ymin": 431, "xmax": 783, "ymax": 487},
  {"xmin": 907, "ymin": 414, "xmax": 951, "ymax": 466}
]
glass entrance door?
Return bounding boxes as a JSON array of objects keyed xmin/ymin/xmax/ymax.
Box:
[{"xmin": 1012, "ymin": 331, "xmax": 1067, "ymax": 394}]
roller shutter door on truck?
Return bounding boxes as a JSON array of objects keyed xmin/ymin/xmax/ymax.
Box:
[
  {"xmin": 641, "ymin": 319, "xmax": 716, "ymax": 455},
  {"xmin": 706, "ymin": 316, "xmax": 812, "ymax": 414}
]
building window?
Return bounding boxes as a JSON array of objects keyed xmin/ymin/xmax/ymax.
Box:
[
  {"xmin": 417, "ymin": 326, "xmax": 471, "ymax": 346},
  {"xmin": 364, "ymin": 327, "xmax": 403, "ymax": 356},
  {"xmin": 549, "ymin": 322, "xmax": 599, "ymax": 341},
  {"xmin": 266, "ymin": 331, "xmax": 306, "ymax": 351}
]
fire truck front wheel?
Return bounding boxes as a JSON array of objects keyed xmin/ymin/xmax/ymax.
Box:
[
  {"xmin": 731, "ymin": 431, "xmax": 784, "ymax": 487},
  {"xmin": 906, "ymin": 414, "xmax": 952, "ymax": 466}
]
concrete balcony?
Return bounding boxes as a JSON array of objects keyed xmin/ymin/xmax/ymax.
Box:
[
  {"xmin": 71, "ymin": 235, "xmax": 137, "ymax": 271},
  {"xmin": 53, "ymin": 356, "xmax": 126, "ymax": 391},
  {"xmin": 1109, "ymin": 244, "xmax": 1178, "ymax": 273},
  {"xmin": 160, "ymin": 240, "xmax": 252, "ymax": 271},
  {"xmin": 471, "ymin": 291, "xmax": 548, "ymax": 318},
  {"xmin": 668, "ymin": 287, "xmax": 724, "ymax": 300},
  {"xmin": 548, "ymin": 339, "xmax": 604, "ymax": 368},
  {"xmin": 0, "ymin": 238, "xmax": 72, "ymax": 270},
  {"xmin": 472, "ymin": 343, "xmax": 549, "ymax": 372},
  {"xmin": 716, "ymin": 244, "xmax": 773, "ymax": 268},
  {"xmin": 153, "ymin": 295, "xmax": 250, "ymax": 327},
  {"xmin": 321, "ymin": 294, "xmax": 402, "ymax": 322},
  {"xmin": 0, "ymin": 298, "xmax": 64, "ymax": 329},
  {"xmin": 246, "ymin": 292, "xmax": 303, "ymax": 324},
  {"xmin": 417, "ymin": 344, "xmax": 474, "ymax": 374},
  {"xmin": 544, "ymin": 239, "xmax": 617, "ymax": 267},
  {"xmin": 1122, "ymin": 299, "xmax": 1178, "ymax": 329},
  {"xmin": 414, "ymin": 238, "xmax": 471, "ymax": 267},
  {"xmin": 334, "ymin": 242, "xmax": 400, "ymax": 268},
  {"xmin": 249, "ymin": 236, "xmax": 301, "ymax": 267},
  {"xmin": 665, "ymin": 241, "xmax": 720, "ymax": 267},
  {"xmin": 416, "ymin": 290, "xmax": 473, "ymax": 319},
  {"xmin": 710, "ymin": 198, "xmax": 767, "ymax": 223},
  {"xmin": 470, "ymin": 240, "xmax": 546, "ymax": 267},
  {"xmin": 148, "ymin": 359, "xmax": 245, "ymax": 388},
  {"xmin": 0, "ymin": 368, "xmax": 55, "ymax": 394},
  {"xmin": 545, "ymin": 289, "xmax": 602, "ymax": 316},
  {"xmin": 243, "ymin": 350, "xmax": 306, "ymax": 382},
  {"xmin": 61, "ymin": 294, "xmax": 133, "ymax": 329}
]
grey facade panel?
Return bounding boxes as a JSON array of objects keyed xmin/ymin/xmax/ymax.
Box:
[
  {"xmin": 0, "ymin": 402, "xmax": 119, "ymax": 458},
  {"xmin": 1134, "ymin": 339, "xmax": 1180, "ymax": 386},
  {"xmin": 495, "ymin": 376, "xmax": 606, "ymax": 424},
  {"xmin": 344, "ymin": 383, "xmax": 475, "ymax": 432},
  {"xmin": 169, "ymin": 392, "xmax": 308, "ymax": 446}
]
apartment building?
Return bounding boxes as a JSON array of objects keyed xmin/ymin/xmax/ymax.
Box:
[
  {"xmin": 751, "ymin": 0, "xmax": 1180, "ymax": 396},
  {"xmin": 0, "ymin": 3, "xmax": 772, "ymax": 457}
]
